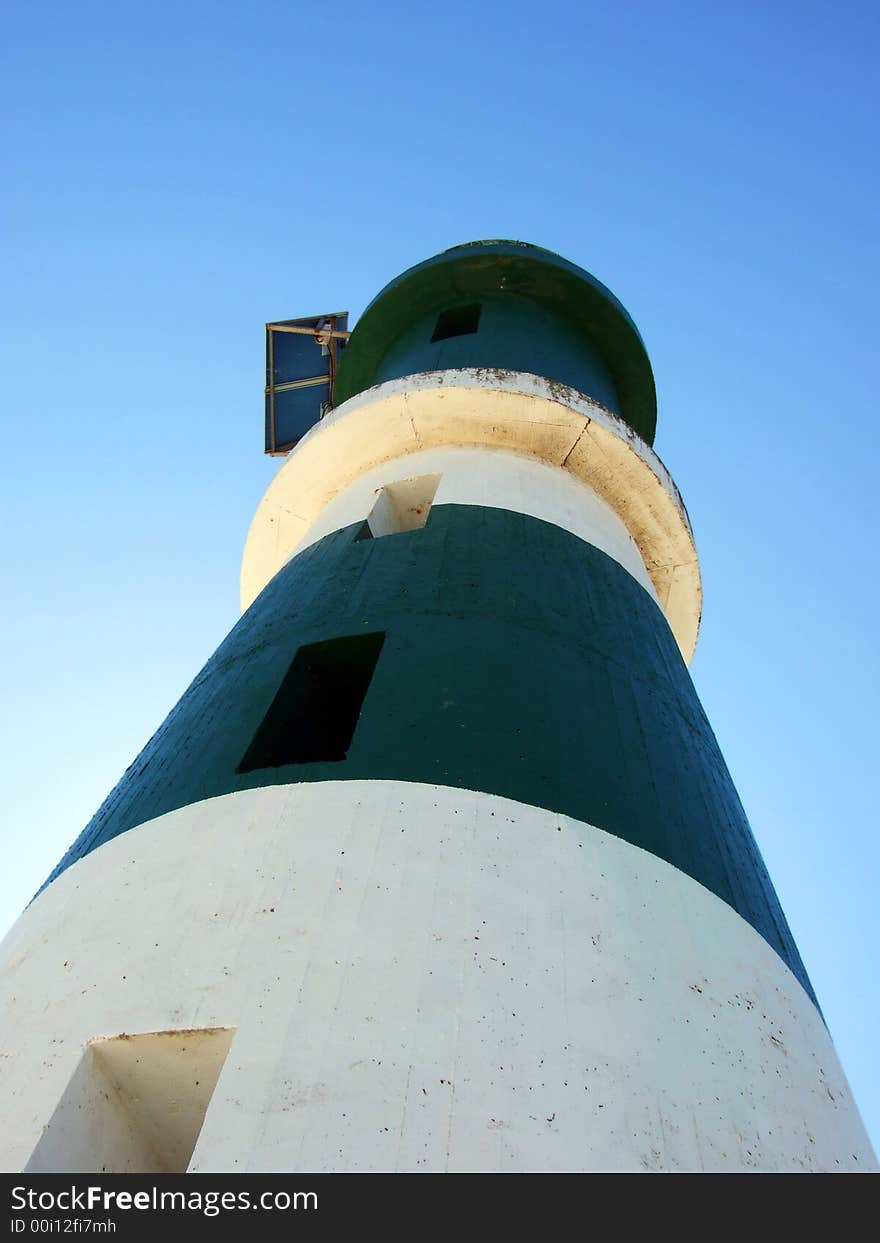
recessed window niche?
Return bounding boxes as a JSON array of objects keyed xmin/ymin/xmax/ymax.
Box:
[
  {"xmin": 356, "ymin": 473, "xmax": 441, "ymax": 541},
  {"xmin": 25, "ymin": 1026, "xmax": 236, "ymax": 1174}
]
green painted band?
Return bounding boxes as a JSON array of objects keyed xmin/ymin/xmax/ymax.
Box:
[{"xmin": 43, "ymin": 506, "xmax": 814, "ymax": 1006}]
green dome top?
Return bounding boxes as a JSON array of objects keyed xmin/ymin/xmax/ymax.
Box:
[{"xmin": 334, "ymin": 240, "xmax": 657, "ymax": 444}]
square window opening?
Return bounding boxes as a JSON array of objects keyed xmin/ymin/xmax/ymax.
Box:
[
  {"xmin": 430, "ymin": 304, "xmax": 481, "ymax": 342},
  {"xmin": 237, "ymin": 631, "xmax": 385, "ymax": 771}
]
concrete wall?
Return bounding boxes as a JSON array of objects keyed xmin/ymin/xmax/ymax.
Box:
[
  {"xmin": 5, "ymin": 357, "xmax": 870, "ymax": 1175},
  {"xmin": 291, "ymin": 445, "xmax": 658, "ymax": 600},
  {"xmin": 1, "ymin": 783, "xmax": 874, "ymax": 1173},
  {"xmin": 240, "ymin": 370, "xmax": 701, "ymax": 660}
]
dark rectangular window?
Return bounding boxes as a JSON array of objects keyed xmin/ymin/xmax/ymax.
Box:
[
  {"xmin": 237, "ymin": 632, "xmax": 385, "ymax": 770},
  {"xmin": 430, "ymin": 303, "xmax": 481, "ymax": 342}
]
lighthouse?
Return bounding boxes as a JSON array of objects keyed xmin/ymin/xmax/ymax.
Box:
[{"xmin": 0, "ymin": 241, "xmax": 874, "ymax": 1173}]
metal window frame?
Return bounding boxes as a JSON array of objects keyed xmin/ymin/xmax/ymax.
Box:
[{"xmin": 265, "ymin": 313, "xmax": 350, "ymax": 455}]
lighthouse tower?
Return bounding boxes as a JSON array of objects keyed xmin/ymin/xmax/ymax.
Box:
[{"xmin": 1, "ymin": 242, "xmax": 874, "ymax": 1173}]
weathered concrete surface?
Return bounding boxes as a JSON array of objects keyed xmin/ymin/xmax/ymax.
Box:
[
  {"xmin": 241, "ymin": 370, "xmax": 701, "ymax": 661},
  {"xmin": 1, "ymin": 783, "xmax": 874, "ymax": 1173}
]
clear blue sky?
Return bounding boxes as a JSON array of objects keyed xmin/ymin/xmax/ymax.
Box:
[{"xmin": 2, "ymin": 0, "xmax": 878, "ymax": 1154}]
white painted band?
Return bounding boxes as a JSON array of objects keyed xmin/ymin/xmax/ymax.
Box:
[
  {"xmin": 241, "ymin": 370, "xmax": 702, "ymax": 662},
  {"xmin": 0, "ymin": 782, "xmax": 872, "ymax": 1173},
  {"xmin": 284, "ymin": 445, "xmax": 659, "ymax": 602}
]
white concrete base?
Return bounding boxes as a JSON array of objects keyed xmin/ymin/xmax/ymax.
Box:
[{"xmin": 0, "ymin": 782, "xmax": 873, "ymax": 1173}]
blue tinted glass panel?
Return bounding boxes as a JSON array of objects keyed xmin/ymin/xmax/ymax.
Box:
[
  {"xmin": 271, "ymin": 329, "xmax": 330, "ymax": 386},
  {"xmin": 272, "ymin": 383, "xmax": 329, "ymax": 451}
]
